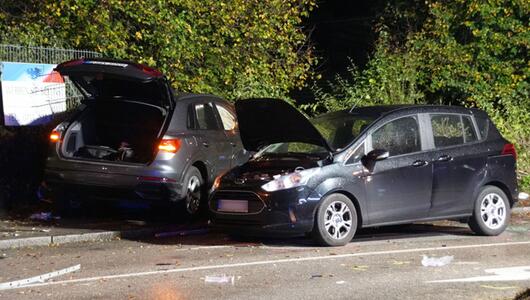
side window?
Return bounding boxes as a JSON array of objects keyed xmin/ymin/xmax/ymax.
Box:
[
  {"xmin": 216, "ymin": 105, "xmax": 237, "ymax": 131},
  {"xmin": 462, "ymin": 116, "xmax": 478, "ymax": 143},
  {"xmin": 371, "ymin": 116, "xmax": 421, "ymax": 156},
  {"xmin": 430, "ymin": 114, "xmax": 477, "ymax": 147},
  {"xmin": 474, "ymin": 115, "xmax": 489, "ymax": 140},
  {"xmin": 189, "ymin": 103, "xmax": 220, "ymax": 130},
  {"xmin": 346, "ymin": 142, "xmax": 365, "ymax": 164}
]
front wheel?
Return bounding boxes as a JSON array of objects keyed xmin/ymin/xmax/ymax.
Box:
[
  {"xmin": 312, "ymin": 194, "xmax": 358, "ymax": 246},
  {"xmin": 468, "ymin": 185, "xmax": 510, "ymax": 236}
]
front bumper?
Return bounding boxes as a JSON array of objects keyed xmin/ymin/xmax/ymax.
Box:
[{"xmin": 209, "ymin": 186, "xmax": 318, "ymax": 236}]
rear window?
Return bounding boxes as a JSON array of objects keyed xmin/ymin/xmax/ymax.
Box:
[
  {"xmin": 67, "ymin": 74, "xmax": 169, "ymax": 107},
  {"xmin": 430, "ymin": 114, "xmax": 478, "ymax": 148}
]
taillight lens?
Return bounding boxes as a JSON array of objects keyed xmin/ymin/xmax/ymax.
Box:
[
  {"xmin": 50, "ymin": 130, "xmax": 60, "ymax": 142},
  {"xmin": 158, "ymin": 139, "xmax": 181, "ymax": 153},
  {"xmin": 501, "ymin": 143, "xmax": 517, "ymax": 160}
]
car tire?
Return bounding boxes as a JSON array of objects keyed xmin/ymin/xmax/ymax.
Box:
[
  {"xmin": 181, "ymin": 166, "xmax": 206, "ymax": 218},
  {"xmin": 312, "ymin": 193, "xmax": 358, "ymax": 246},
  {"xmin": 468, "ymin": 185, "xmax": 511, "ymax": 236}
]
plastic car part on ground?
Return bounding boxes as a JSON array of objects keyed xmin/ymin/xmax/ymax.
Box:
[
  {"xmin": 421, "ymin": 255, "xmax": 454, "ymax": 267},
  {"xmin": 204, "ymin": 275, "xmax": 236, "ymax": 285}
]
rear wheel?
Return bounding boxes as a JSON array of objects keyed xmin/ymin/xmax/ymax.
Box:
[
  {"xmin": 181, "ymin": 166, "xmax": 206, "ymax": 218},
  {"xmin": 312, "ymin": 194, "xmax": 358, "ymax": 246},
  {"xmin": 468, "ymin": 186, "xmax": 510, "ymax": 236}
]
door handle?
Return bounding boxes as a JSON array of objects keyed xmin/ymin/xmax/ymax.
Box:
[
  {"xmin": 437, "ymin": 155, "xmax": 453, "ymax": 162},
  {"xmin": 412, "ymin": 160, "xmax": 428, "ymax": 167},
  {"xmin": 202, "ymin": 142, "xmax": 209, "ymax": 148},
  {"xmin": 230, "ymin": 142, "xmax": 237, "ymax": 148}
]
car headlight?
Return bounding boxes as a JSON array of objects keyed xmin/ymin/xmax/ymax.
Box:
[
  {"xmin": 261, "ymin": 168, "xmax": 317, "ymax": 192},
  {"xmin": 212, "ymin": 173, "xmax": 225, "ymax": 191}
]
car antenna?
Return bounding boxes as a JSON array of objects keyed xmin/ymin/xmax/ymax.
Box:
[{"xmin": 348, "ymin": 97, "xmax": 363, "ymax": 113}]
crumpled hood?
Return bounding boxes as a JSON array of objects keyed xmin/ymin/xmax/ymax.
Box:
[{"xmin": 235, "ymin": 98, "xmax": 331, "ymax": 152}]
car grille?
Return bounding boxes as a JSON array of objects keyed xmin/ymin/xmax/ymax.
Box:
[{"xmin": 211, "ymin": 190, "xmax": 265, "ymax": 214}]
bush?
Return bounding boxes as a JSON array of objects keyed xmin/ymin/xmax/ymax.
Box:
[
  {"xmin": 308, "ymin": 0, "xmax": 529, "ymax": 190},
  {"xmin": 0, "ymin": 0, "xmax": 317, "ymax": 100}
]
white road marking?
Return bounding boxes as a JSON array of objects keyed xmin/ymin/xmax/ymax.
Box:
[
  {"xmin": 0, "ymin": 264, "xmax": 81, "ymax": 291},
  {"xmin": 3, "ymin": 240, "xmax": 530, "ymax": 291},
  {"xmin": 429, "ymin": 266, "xmax": 530, "ymax": 283}
]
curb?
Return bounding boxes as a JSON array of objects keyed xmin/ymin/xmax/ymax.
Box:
[
  {"xmin": 0, "ymin": 208, "xmax": 527, "ymax": 250},
  {"xmin": 0, "ymin": 227, "xmax": 166, "ymax": 250}
]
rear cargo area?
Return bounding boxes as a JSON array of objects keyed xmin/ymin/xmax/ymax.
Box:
[{"xmin": 61, "ymin": 101, "xmax": 166, "ymax": 164}]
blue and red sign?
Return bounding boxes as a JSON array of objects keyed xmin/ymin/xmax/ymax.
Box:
[{"xmin": 1, "ymin": 62, "xmax": 66, "ymax": 126}]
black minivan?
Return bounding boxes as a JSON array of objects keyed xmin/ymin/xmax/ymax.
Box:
[{"xmin": 209, "ymin": 99, "xmax": 521, "ymax": 246}]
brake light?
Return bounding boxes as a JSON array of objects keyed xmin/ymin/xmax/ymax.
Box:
[
  {"xmin": 50, "ymin": 130, "xmax": 60, "ymax": 142},
  {"xmin": 137, "ymin": 63, "xmax": 163, "ymax": 77},
  {"xmin": 58, "ymin": 59, "xmax": 84, "ymax": 68},
  {"xmin": 158, "ymin": 139, "xmax": 181, "ymax": 153},
  {"xmin": 501, "ymin": 143, "xmax": 517, "ymax": 160}
]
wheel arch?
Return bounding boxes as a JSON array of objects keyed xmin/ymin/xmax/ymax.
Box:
[
  {"xmin": 316, "ymin": 190, "xmax": 364, "ymax": 230},
  {"xmin": 482, "ymin": 181, "xmax": 514, "ymax": 207},
  {"xmin": 192, "ymin": 161, "xmax": 208, "ymax": 185}
]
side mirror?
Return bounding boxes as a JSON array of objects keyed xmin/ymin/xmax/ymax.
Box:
[{"xmin": 361, "ymin": 149, "xmax": 389, "ymax": 172}]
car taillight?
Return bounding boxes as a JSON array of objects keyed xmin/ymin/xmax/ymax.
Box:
[
  {"xmin": 137, "ymin": 63, "xmax": 163, "ymax": 77},
  {"xmin": 58, "ymin": 58, "xmax": 84, "ymax": 68},
  {"xmin": 50, "ymin": 130, "xmax": 61, "ymax": 142},
  {"xmin": 158, "ymin": 139, "xmax": 181, "ymax": 153},
  {"xmin": 501, "ymin": 143, "xmax": 517, "ymax": 160}
]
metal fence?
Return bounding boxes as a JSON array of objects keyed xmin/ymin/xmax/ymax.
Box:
[
  {"xmin": 0, "ymin": 44, "xmax": 102, "ymax": 112},
  {"xmin": 0, "ymin": 44, "xmax": 101, "ymax": 65}
]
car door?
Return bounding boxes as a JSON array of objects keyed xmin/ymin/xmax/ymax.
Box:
[
  {"xmin": 188, "ymin": 101, "xmax": 233, "ymax": 178},
  {"xmin": 427, "ymin": 113, "xmax": 485, "ymax": 217},
  {"xmin": 213, "ymin": 103, "xmax": 248, "ymax": 167},
  {"xmin": 364, "ymin": 115, "xmax": 433, "ymax": 224}
]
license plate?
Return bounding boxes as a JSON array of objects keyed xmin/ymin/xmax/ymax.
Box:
[{"xmin": 217, "ymin": 199, "xmax": 248, "ymax": 213}]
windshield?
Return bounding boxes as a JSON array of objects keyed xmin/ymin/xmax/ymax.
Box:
[
  {"xmin": 258, "ymin": 112, "xmax": 376, "ymax": 155},
  {"xmin": 312, "ymin": 112, "xmax": 375, "ymax": 150}
]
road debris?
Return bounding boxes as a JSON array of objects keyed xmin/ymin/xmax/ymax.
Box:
[
  {"xmin": 0, "ymin": 264, "xmax": 81, "ymax": 290},
  {"xmin": 421, "ymin": 255, "xmax": 453, "ymax": 267},
  {"xmin": 336, "ymin": 281, "xmax": 346, "ymax": 284},
  {"xmin": 351, "ymin": 265, "xmax": 369, "ymax": 271},
  {"xmin": 155, "ymin": 228, "xmax": 209, "ymax": 238},
  {"xmin": 480, "ymin": 285, "xmax": 517, "ymax": 290},
  {"xmin": 29, "ymin": 212, "xmax": 59, "ymax": 221},
  {"xmin": 392, "ymin": 260, "xmax": 411, "ymax": 265},
  {"xmin": 204, "ymin": 275, "xmax": 235, "ymax": 285}
]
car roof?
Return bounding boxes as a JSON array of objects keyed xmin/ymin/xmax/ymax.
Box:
[
  {"xmin": 174, "ymin": 92, "xmax": 231, "ymax": 105},
  {"xmin": 347, "ymin": 104, "xmax": 487, "ymax": 118}
]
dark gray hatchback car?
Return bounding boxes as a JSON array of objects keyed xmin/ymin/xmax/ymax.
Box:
[
  {"xmin": 210, "ymin": 99, "xmax": 522, "ymax": 246},
  {"xmin": 44, "ymin": 58, "xmax": 247, "ymax": 216}
]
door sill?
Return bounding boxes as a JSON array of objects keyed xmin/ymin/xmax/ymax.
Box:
[{"xmin": 364, "ymin": 213, "xmax": 471, "ymax": 228}]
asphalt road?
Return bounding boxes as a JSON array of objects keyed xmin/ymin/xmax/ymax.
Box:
[{"xmin": 1, "ymin": 222, "xmax": 529, "ymax": 300}]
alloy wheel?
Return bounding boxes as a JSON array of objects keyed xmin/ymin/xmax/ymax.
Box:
[
  {"xmin": 324, "ymin": 201, "xmax": 353, "ymax": 240},
  {"xmin": 480, "ymin": 193, "xmax": 506, "ymax": 230},
  {"xmin": 186, "ymin": 175, "xmax": 202, "ymax": 214}
]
